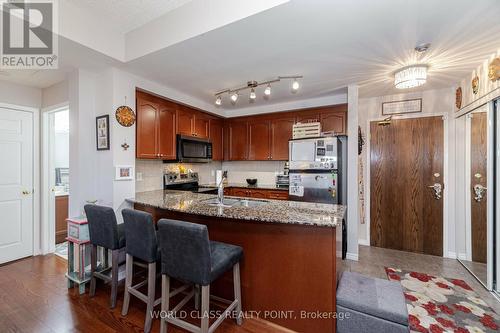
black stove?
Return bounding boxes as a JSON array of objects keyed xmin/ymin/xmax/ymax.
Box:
[{"xmin": 164, "ymin": 172, "xmax": 218, "ymax": 194}]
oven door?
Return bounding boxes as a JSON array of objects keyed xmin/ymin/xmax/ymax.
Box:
[{"xmin": 176, "ymin": 135, "xmax": 212, "ymax": 163}]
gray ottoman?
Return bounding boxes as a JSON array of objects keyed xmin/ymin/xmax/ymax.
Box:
[{"xmin": 336, "ymin": 272, "xmax": 409, "ymax": 333}]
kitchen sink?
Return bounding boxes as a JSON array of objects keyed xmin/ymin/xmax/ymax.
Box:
[{"xmin": 203, "ymin": 197, "xmax": 269, "ymax": 207}]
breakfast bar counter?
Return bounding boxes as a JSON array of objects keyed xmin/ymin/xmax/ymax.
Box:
[{"xmin": 128, "ymin": 190, "xmax": 345, "ymax": 333}]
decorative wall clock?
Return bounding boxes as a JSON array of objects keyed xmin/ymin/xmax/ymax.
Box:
[
  {"xmin": 472, "ymin": 76, "xmax": 479, "ymax": 95},
  {"xmin": 115, "ymin": 105, "xmax": 136, "ymax": 127},
  {"xmin": 455, "ymin": 87, "xmax": 462, "ymax": 109},
  {"xmin": 489, "ymin": 57, "xmax": 500, "ymax": 82}
]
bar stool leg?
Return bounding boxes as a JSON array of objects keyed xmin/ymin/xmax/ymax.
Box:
[
  {"xmin": 194, "ymin": 285, "xmax": 200, "ymax": 310},
  {"xmin": 89, "ymin": 245, "xmax": 97, "ymax": 297},
  {"xmin": 121, "ymin": 254, "xmax": 133, "ymax": 316},
  {"xmin": 144, "ymin": 262, "xmax": 156, "ymax": 333},
  {"xmin": 201, "ymin": 285, "xmax": 210, "ymax": 333},
  {"xmin": 233, "ymin": 262, "xmax": 243, "ymax": 325},
  {"xmin": 110, "ymin": 249, "xmax": 119, "ymax": 308},
  {"xmin": 160, "ymin": 275, "xmax": 170, "ymax": 333}
]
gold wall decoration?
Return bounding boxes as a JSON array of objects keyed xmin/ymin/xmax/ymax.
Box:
[
  {"xmin": 455, "ymin": 87, "xmax": 462, "ymax": 109},
  {"xmin": 472, "ymin": 76, "xmax": 479, "ymax": 95},
  {"xmin": 115, "ymin": 105, "xmax": 136, "ymax": 127},
  {"xmin": 488, "ymin": 58, "xmax": 500, "ymax": 82}
]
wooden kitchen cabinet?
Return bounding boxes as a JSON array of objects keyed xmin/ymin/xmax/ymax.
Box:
[
  {"xmin": 176, "ymin": 106, "xmax": 195, "ymax": 136},
  {"xmin": 320, "ymin": 109, "xmax": 347, "ymax": 135},
  {"xmin": 55, "ymin": 195, "xmax": 69, "ymax": 244},
  {"xmin": 136, "ymin": 96, "xmax": 159, "ymax": 158},
  {"xmin": 158, "ymin": 101, "xmax": 177, "ymax": 159},
  {"xmin": 194, "ymin": 111, "xmax": 210, "ymax": 138},
  {"xmin": 267, "ymin": 190, "xmax": 289, "ymax": 200},
  {"xmin": 226, "ymin": 187, "xmax": 289, "ymax": 200},
  {"xmin": 271, "ymin": 116, "xmax": 295, "ymax": 160},
  {"xmin": 248, "ymin": 120, "xmax": 271, "ymax": 160},
  {"xmin": 247, "ymin": 189, "xmax": 268, "ymax": 199},
  {"xmin": 228, "ymin": 120, "xmax": 248, "ymax": 160},
  {"xmin": 209, "ymin": 118, "xmax": 224, "ymax": 161},
  {"xmin": 231, "ymin": 188, "xmax": 249, "ymax": 197}
]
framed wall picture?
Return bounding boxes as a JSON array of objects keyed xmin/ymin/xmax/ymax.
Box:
[
  {"xmin": 96, "ymin": 115, "xmax": 110, "ymax": 150},
  {"xmin": 382, "ymin": 98, "xmax": 422, "ymax": 115},
  {"xmin": 115, "ymin": 165, "xmax": 134, "ymax": 181}
]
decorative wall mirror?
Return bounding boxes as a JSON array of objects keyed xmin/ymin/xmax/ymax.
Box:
[{"xmin": 455, "ymin": 101, "xmax": 495, "ymax": 290}]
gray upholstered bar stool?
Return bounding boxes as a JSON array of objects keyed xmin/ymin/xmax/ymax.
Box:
[
  {"xmin": 157, "ymin": 219, "xmax": 243, "ymax": 333},
  {"xmin": 84, "ymin": 204, "xmax": 126, "ymax": 308}
]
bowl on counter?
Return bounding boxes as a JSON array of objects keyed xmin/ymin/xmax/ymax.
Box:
[{"xmin": 246, "ymin": 178, "xmax": 257, "ymax": 186}]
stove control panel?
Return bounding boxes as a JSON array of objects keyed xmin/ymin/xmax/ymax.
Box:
[{"xmin": 164, "ymin": 171, "xmax": 199, "ymax": 184}]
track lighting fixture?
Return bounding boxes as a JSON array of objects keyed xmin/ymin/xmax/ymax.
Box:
[
  {"xmin": 264, "ymin": 84, "xmax": 271, "ymax": 96},
  {"xmin": 215, "ymin": 95, "xmax": 222, "ymax": 106},
  {"xmin": 230, "ymin": 92, "xmax": 239, "ymax": 103},
  {"xmin": 214, "ymin": 75, "xmax": 302, "ymax": 106}
]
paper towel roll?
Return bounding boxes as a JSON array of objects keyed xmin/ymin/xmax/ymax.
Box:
[{"xmin": 216, "ymin": 170, "xmax": 223, "ymax": 185}]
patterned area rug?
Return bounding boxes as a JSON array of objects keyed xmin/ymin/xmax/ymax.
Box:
[{"xmin": 385, "ymin": 267, "xmax": 499, "ymax": 333}]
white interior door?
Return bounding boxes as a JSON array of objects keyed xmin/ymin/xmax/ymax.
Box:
[{"xmin": 0, "ymin": 108, "xmax": 33, "ymax": 264}]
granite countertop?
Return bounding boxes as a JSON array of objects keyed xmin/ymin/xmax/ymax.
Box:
[
  {"xmin": 128, "ymin": 190, "xmax": 344, "ymax": 228},
  {"xmin": 199, "ymin": 183, "xmax": 289, "ymax": 191}
]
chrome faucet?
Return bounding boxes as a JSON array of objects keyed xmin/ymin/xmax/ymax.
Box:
[{"xmin": 217, "ymin": 175, "xmax": 226, "ymax": 205}]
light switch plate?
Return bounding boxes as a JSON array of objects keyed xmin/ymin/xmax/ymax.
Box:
[{"xmin": 136, "ymin": 172, "xmax": 143, "ymax": 181}]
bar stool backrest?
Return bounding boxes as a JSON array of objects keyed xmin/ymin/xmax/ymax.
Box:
[
  {"xmin": 122, "ymin": 209, "xmax": 158, "ymax": 263},
  {"xmin": 84, "ymin": 204, "xmax": 120, "ymax": 250},
  {"xmin": 157, "ymin": 219, "xmax": 211, "ymax": 285}
]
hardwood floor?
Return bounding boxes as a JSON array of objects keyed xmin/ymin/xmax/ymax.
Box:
[{"xmin": 0, "ymin": 255, "xmax": 291, "ymax": 333}]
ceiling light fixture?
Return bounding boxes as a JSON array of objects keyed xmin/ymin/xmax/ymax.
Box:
[
  {"xmin": 394, "ymin": 65, "xmax": 427, "ymax": 89},
  {"xmin": 214, "ymin": 75, "xmax": 302, "ymax": 106},
  {"xmin": 215, "ymin": 95, "xmax": 222, "ymax": 106},
  {"xmin": 230, "ymin": 92, "xmax": 239, "ymax": 103},
  {"xmin": 249, "ymin": 88, "xmax": 256, "ymax": 100},
  {"xmin": 264, "ymin": 84, "xmax": 271, "ymax": 96}
]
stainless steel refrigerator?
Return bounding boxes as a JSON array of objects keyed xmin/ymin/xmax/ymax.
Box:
[{"xmin": 288, "ymin": 136, "xmax": 347, "ymax": 259}]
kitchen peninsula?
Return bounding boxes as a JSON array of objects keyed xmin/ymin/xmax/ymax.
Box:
[{"xmin": 128, "ymin": 189, "xmax": 345, "ymax": 333}]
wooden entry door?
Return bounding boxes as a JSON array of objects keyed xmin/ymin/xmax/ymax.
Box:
[
  {"xmin": 470, "ymin": 112, "xmax": 488, "ymax": 263},
  {"xmin": 370, "ymin": 116, "xmax": 444, "ymax": 256}
]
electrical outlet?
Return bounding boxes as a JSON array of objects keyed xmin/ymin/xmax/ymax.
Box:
[
  {"xmin": 211, "ymin": 170, "xmax": 215, "ymax": 177},
  {"xmin": 136, "ymin": 172, "xmax": 143, "ymax": 181}
]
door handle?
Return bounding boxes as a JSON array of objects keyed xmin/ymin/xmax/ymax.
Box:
[
  {"xmin": 22, "ymin": 190, "xmax": 31, "ymax": 195},
  {"xmin": 428, "ymin": 183, "xmax": 442, "ymax": 200},
  {"xmin": 473, "ymin": 184, "xmax": 487, "ymax": 202}
]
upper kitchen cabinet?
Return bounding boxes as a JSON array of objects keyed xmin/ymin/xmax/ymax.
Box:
[
  {"xmin": 248, "ymin": 119, "xmax": 271, "ymax": 160},
  {"xmin": 209, "ymin": 118, "xmax": 224, "ymax": 161},
  {"xmin": 319, "ymin": 105, "xmax": 347, "ymax": 134},
  {"xmin": 227, "ymin": 120, "xmax": 248, "ymax": 160},
  {"xmin": 271, "ymin": 116, "xmax": 295, "ymax": 160},
  {"xmin": 157, "ymin": 101, "xmax": 177, "ymax": 160},
  {"xmin": 176, "ymin": 106, "xmax": 195, "ymax": 136},
  {"xmin": 136, "ymin": 93, "xmax": 159, "ymax": 159},
  {"xmin": 193, "ymin": 111, "xmax": 210, "ymax": 138}
]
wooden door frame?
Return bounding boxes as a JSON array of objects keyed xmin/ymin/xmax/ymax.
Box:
[
  {"xmin": 0, "ymin": 102, "xmax": 40, "ymax": 258},
  {"xmin": 364, "ymin": 112, "xmax": 450, "ymax": 258}
]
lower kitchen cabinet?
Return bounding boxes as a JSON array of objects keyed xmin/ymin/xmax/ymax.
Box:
[
  {"xmin": 227, "ymin": 187, "xmax": 289, "ymax": 200},
  {"xmin": 55, "ymin": 195, "xmax": 69, "ymax": 244}
]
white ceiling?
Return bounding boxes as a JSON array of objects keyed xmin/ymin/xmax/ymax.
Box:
[
  {"xmin": 1, "ymin": 0, "xmax": 500, "ymax": 111},
  {"xmin": 64, "ymin": 0, "xmax": 193, "ymax": 33},
  {"xmin": 125, "ymin": 0, "xmax": 500, "ymax": 109}
]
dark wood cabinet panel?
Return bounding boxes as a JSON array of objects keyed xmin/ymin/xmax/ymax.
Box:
[
  {"xmin": 271, "ymin": 117, "xmax": 295, "ymax": 160},
  {"xmin": 228, "ymin": 121, "xmax": 248, "ymax": 160},
  {"xmin": 158, "ymin": 102, "xmax": 177, "ymax": 160},
  {"xmin": 231, "ymin": 188, "xmax": 249, "ymax": 197},
  {"xmin": 247, "ymin": 189, "xmax": 268, "ymax": 199},
  {"xmin": 267, "ymin": 190, "xmax": 289, "ymax": 200},
  {"xmin": 194, "ymin": 112, "xmax": 210, "ymax": 138},
  {"xmin": 295, "ymin": 112, "xmax": 320, "ymax": 124},
  {"xmin": 248, "ymin": 120, "xmax": 271, "ymax": 160},
  {"xmin": 136, "ymin": 97, "xmax": 159, "ymax": 159},
  {"xmin": 209, "ymin": 118, "xmax": 224, "ymax": 161},
  {"xmin": 320, "ymin": 111, "xmax": 346, "ymax": 135},
  {"xmin": 55, "ymin": 195, "xmax": 68, "ymax": 244},
  {"xmin": 177, "ymin": 106, "xmax": 195, "ymax": 136}
]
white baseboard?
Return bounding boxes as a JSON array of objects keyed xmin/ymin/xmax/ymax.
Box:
[
  {"xmin": 358, "ymin": 238, "xmax": 370, "ymax": 246},
  {"xmin": 446, "ymin": 251, "xmax": 457, "ymax": 259},
  {"xmin": 457, "ymin": 253, "xmax": 467, "ymax": 260},
  {"xmin": 346, "ymin": 252, "xmax": 358, "ymax": 261}
]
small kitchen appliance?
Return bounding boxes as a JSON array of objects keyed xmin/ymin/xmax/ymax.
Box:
[{"xmin": 175, "ymin": 135, "xmax": 212, "ymax": 163}]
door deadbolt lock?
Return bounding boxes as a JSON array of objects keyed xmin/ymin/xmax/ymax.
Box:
[
  {"xmin": 473, "ymin": 184, "xmax": 487, "ymax": 202},
  {"xmin": 428, "ymin": 183, "xmax": 443, "ymax": 200}
]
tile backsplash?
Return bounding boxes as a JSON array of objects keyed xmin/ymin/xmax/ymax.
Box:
[{"xmin": 135, "ymin": 160, "xmax": 287, "ymax": 192}]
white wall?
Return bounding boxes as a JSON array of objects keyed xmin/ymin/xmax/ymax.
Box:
[
  {"xmin": 0, "ymin": 80, "xmax": 41, "ymax": 108},
  {"xmin": 357, "ymin": 87, "xmax": 456, "ymax": 257},
  {"xmin": 42, "ymin": 80, "xmax": 69, "ymax": 110}
]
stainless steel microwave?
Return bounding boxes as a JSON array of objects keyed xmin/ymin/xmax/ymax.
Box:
[{"xmin": 176, "ymin": 135, "xmax": 212, "ymax": 163}]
